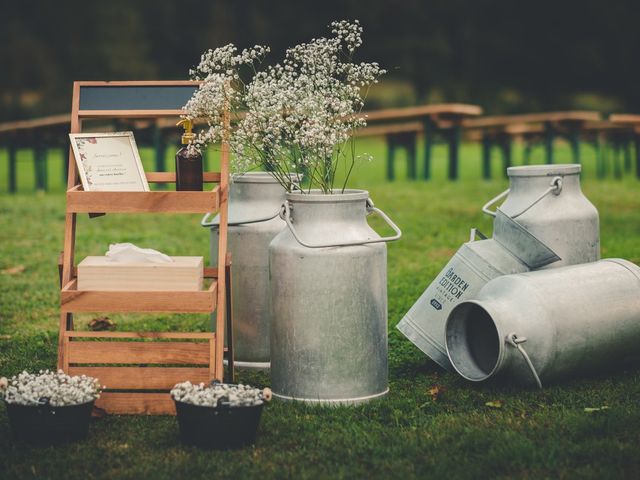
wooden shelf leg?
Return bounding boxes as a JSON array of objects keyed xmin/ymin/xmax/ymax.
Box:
[
  {"xmin": 57, "ymin": 312, "xmax": 71, "ymax": 371},
  {"xmin": 225, "ymin": 261, "xmax": 234, "ymax": 383}
]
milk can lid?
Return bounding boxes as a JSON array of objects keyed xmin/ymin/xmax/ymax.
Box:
[{"xmin": 507, "ymin": 164, "xmax": 581, "ymax": 177}]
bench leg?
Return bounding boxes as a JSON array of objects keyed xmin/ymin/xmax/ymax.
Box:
[
  {"xmin": 482, "ymin": 136, "xmax": 491, "ymax": 180},
  {"xmin": 635, "ymin": 134, "xmax": 640, "ymax": 179},
  {"xmin": 447, "ymin": 125, "xmax": 461, "ymax": 181},
  {"xmin": 623, "ymin": 135, "xmax": 632, "ymax": 173},
  {"xmin": 613, "ymin": 138, "xmax": 623, "ymax": 179},
  {"xmin": 407, "ymin": 134, "xmax": 417, "ymax": 180},
  {"xmin": 64, "ymin": 146, "xmax": 70, "ymax": 185},
  {"xmin": 523, "ymin": 141, "xmax": 533, "ymax": 166},
  {"xmin": 593, "ymin": 137, "xmax": 604, "ymax": 179},
  {"xmin": 8, "ymin": 143, "xmax": 17, "ymax": 193},
  {"xmin": 153, "ymin": 126, "xmax": 167, "ymax": 189},
  {"xmin": 423, "ymin": 121, "xmax": 433, "ymax": 180},
  {"xmin": 386, "ymin": 137, "xmax": 395, "ymax": 181},
  {"xmin": 500, "ymin": 137, "xmax": 512, "ymax": 177},
  {"xmin": 544, "ymin": 122, "xmax": 555, "ymax": 164},
  {"xmin": 569, "ymin": 130, "xmax": 580, "ymax": 164},
  {"xmin": 202, "ymin": 146, "xmax": 209, "ymax": 171},
  {"xmin": 35, "ymin": 145, "xmax": 47, "ymax": 192}
]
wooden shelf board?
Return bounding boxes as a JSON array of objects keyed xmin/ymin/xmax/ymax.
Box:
[
  {"xmin": 78, "ymin": 109, "xmax": 186, "ymax": 119},
  {"xmin": 66, "ymin": 186, "xmax": 219, "ymax": 214},
  {"xmin": 65, "ymin": 331, "xmax": 215, "ymax": 339},
  {"xmin": 146, "ymin": 172, "xmax": 221, "ymax": 183},
  {"xmin": 96, "ymin": 392, "xmax": 176, "ymax": 415},
  {"xmin": 61, "ymin": 278, "xmax": 217, "ymax": 313},
  {"xmin": 69, "ymin": 366, "xmax": 211, "ymax": 390},
  {"xmin": 68, "ymin": 339, "xmax": 211, "ymax": 365}
]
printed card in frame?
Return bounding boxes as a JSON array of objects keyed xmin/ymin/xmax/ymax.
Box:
[{"xmin": 69, "ymin": 132, "xmax": 150, "ymax": 191}]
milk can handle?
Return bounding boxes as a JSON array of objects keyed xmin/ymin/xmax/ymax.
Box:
[
  {"xmin": 280, "ymin": 198, "xmax": 402, "ymax": 248},
  {"xmin": 506, "ymin": 333, "xmax": 543, "ymax": 389},
  {"xmin": 201, "ymin": 211, "xmax": 281, "ymax": 228},
  {"xmin": 482, "ymin": 176, "xmax": 563, "ymax": 218}
]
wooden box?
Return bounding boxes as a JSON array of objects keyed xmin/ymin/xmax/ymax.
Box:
[{"xmin": 77, "ymin": 256, "xmax": 204, "ymax": 291}]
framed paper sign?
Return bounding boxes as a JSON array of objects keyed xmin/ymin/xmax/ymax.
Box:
[{"xmin": 69, "ymin": 132, "xmax": 150, "ymax": 191}]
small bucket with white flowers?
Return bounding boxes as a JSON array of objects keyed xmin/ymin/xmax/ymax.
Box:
[
  {"xmin": 0, "ymin": 370, "xmax": 102, "ymax": 445},
  {"xmin": 171, "ymin": 380, "xmax": 271, "ymax": 449}
]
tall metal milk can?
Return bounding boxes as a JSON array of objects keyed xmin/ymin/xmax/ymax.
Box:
[
  {"xmin": 446, "ymin": 259, "xmax": 640, "ymax": 387},
  {"xmin": 397, "ymin": 163, "xmax": 599, "ymax": 371},
  {"xmin": 202, "ymin": 172, "xmax": 291, "ymax": 368},
  {"xmin": 269, "ymin": 190, "xmax": 402, "ymax": 404},
  {"xmin": 485, "ymin": 164, "xmax": 600, "ymax": 267}
]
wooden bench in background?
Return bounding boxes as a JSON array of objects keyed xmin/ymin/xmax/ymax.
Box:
[
  {"xmin": 3, "ymin": 106, "xmax": 639, "ymax": 191},
  {"xmin": 0, "ymin": 114, "xmax": 71, "ymax": 192},
  {"xmin": 463, "ymin": 111, "xmax": 602, "ymax": 178},
  {"xmin": 609, "ymin": 114, "xmax": 640, "ymax": 179},
  {"xmin": 360, "ymin": 104, "xmax": 483, "ymax": 181}
]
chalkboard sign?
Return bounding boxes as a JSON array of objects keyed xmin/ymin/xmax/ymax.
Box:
[{"xmin": 79, "ymin": 85, "xmax": 198, "ymax": 111}]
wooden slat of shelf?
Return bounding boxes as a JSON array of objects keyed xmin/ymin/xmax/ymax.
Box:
[
  {"xmin": 66, "ymin": 187, "xmax": 219, "ymax": 214},
  {"xmin": 76, "ymin": 80, "xmax": 201, "ymax": 87},
  {"xmin": 78, "ymin": 109, "xmax": 185, "ymax": 119},
  {"xmin": 96, "ymin": 392, "xmax": 176, "ymax": 415},
  {"xmin": 66, "ymin": 331, "xmax": 215, "ymax": 339},
  {"xmin": 146, "ymin": 172, "xmax": 221, "ymax": 183},
  {"xmin": 68, "ymin": 366, "xmax": 211, "ymax": 389},
  {"xmin": 68, "ymin": 341, "xmax": 210, "ymax": 364},
  {"xmin": 61, "ymin": 278, "xmax": 217, "ymax": 313}
]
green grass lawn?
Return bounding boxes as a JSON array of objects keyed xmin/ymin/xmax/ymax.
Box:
[{"xmin": 0, "ymin": 139, "xmax": 639, "ymax": 479}]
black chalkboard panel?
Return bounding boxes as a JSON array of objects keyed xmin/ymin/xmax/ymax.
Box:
[{"xmin": 79, "ymin": 85, "xmax": 198, "ymax": 110}]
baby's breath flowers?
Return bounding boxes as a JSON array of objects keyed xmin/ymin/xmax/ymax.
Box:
[
  {"xmin": 183, "ymin": 44, "xmax": 269, "ymax": 153},
  {"xmin": 234, "ymin": 19, "xmax": 385, "ymax": 193},
  {"xmin": 171, "ymin": 381, "xmax": 270, "ymax": 408},
  {"xmin": 0, "ymin": 370, "xmax": 102, "ymax": 407},
  {"xmin": 184, "ymin": 20, "xmax": 383, "ymax": 194}
]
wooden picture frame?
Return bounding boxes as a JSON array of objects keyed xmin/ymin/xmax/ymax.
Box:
[{"xmin": 69, "ymin": 131, "xmax": 149, "ymax": 192}]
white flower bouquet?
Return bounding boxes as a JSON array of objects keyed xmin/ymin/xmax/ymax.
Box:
[
  {"xmin": 171, "ymin": 381, "xmax": 271, "ymax": 408},
  {"xmin": 0, "ymin": 370, "xmax": 102, "ymax": 407},
  {"xmin": 184, "ymin": 19, "xmax": 384, "ymax": 194}
]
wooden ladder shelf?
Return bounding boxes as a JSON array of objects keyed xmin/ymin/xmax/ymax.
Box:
[{"xmin": 58, "ymin": 81, "xmax": 232, "ymax": 415}]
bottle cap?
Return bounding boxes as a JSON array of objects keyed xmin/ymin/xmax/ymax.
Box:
[{"xmin": 176, "ymin": 119, "xmax": 195, "ymax": 145}]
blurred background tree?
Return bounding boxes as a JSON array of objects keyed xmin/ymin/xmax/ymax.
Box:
[{"xmin": 1, "ymin": 0, "xmax": 638, "ymax": 121}]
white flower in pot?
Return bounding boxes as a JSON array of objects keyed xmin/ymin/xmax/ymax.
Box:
[
  {"xmin": 0, "ymin": 370, "xmax": 103, "ymax": 444},
  {"xmin": 170, "ymin": 381, "xmax": 271, "ymax": 448}
]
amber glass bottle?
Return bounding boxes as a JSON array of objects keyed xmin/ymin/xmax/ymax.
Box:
[{"xmin": 175, "ymin": 119, "xmax": 203, "ymax": 191}]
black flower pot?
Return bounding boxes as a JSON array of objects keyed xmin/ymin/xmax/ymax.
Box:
[
  {"xmin": 174, "ymin": 399, "xmax": 264, "ymax": 449},
  {"xmin": 4, "ymin": 400, "xmax": 94, "ymax": 445}
]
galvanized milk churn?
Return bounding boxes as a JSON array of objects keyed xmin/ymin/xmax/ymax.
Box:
[
  {"xmin": 202, "ymin": 172, "xmax": 292, "ymax": 368},
  {"xmin": 446, "ymin": 259, "xmax": 640, "ymax": 387},
  {"xmin": 396, "ymin": 219, "xmax": 560, "ymax": 371},
  {"xmin": 484, "ymin": 164, "xmax": 600, "ymax": 267},
  {"xmin": 397, "ymin": 163, "xmax": 599, "ymax": 371},
  {"xmin": 269, "ymin": 190, "xmax": 401, "ymax": 404}
]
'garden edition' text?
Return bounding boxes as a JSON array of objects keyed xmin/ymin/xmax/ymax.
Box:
[{"xmin": 438, "ymin": 268, "xmax": 469, "ymax": 299}]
